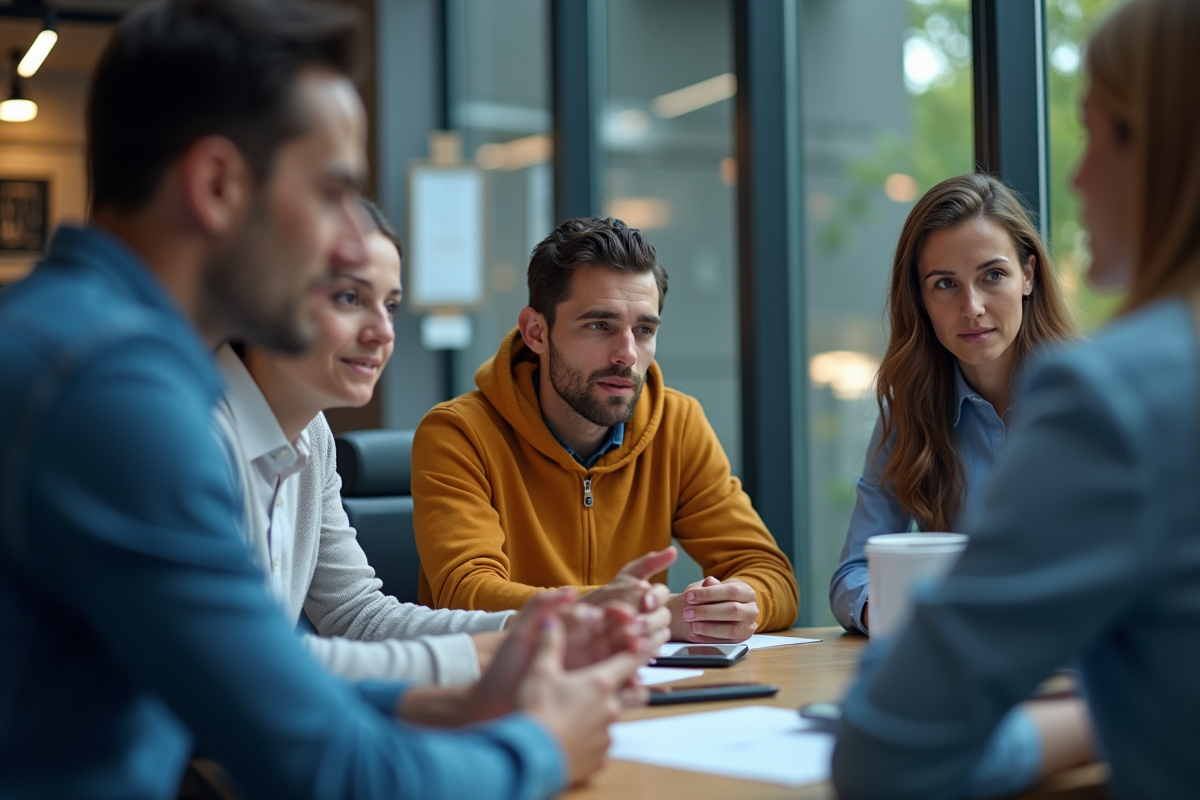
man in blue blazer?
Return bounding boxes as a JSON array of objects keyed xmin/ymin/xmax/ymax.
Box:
[{"xmin": 0, "ymin": 2, "xmax": 642, "ymax": 798}]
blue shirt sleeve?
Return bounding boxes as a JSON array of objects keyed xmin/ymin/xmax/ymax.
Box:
[
  {"xmin": 355, "ymin": 681, "xmax": 409, "ymax": 716},
  {"xmin": 829, "ymin": 413, "xmax": 913, "ymax": 634},
  {"xmin": 831, "ymin": 348, "xmax": 1151, "ymax": 800},
  {"xmin": 20, "ymin": 338, "xmax": 565, "ymax": 800}
]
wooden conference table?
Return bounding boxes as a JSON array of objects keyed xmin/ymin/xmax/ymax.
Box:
[
  {"xmin": 190, "ymin": 627, "xmax": 1107, "ymax": 800},
  {"xmin": 566, "ymin": 627, "xmax": 1109, "ymax": 800}
]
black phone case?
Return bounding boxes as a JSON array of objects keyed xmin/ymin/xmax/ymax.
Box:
[{"xmin": 648, "ymin": 684, "xmax": 779, "ymax": 705}]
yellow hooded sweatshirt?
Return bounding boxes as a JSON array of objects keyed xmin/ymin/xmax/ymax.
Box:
[{"xmin": 412, "ymin": 329, "xmax": 799, "ymax": 631}]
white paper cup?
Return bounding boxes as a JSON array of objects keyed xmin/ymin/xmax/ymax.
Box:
[{"xmin": 865, "ymin": 533, "xmax": 968, "ymax": 638}]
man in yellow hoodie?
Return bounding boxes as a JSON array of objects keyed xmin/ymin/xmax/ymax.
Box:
[{"xmin": 413, "ymin": 218, "xmax": 799, "ymax": 642}]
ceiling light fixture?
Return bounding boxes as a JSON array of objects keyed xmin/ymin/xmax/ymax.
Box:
[
  {"xmin": 475, "ymin": 134, "xmax": 552, "ymax": 171},
  {"xmin": 652, "ymin": 73, "xmax": 737, "ymax": 119},
  {"xmin": 18, "ymin": 10, "xmax": 58, "ymax": 78},
  {"xmin": 1, "ymin": 49, "xmax": 38, "ymax": 122}
]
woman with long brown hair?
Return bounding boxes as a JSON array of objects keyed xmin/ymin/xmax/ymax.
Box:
[
  {"xmin": 833, "ymin": 1, "xmax": 1200, "ymax": 797},
  {"xmin": 830, "ymin": 173, "xmax": 1076, "ymax": 634}
]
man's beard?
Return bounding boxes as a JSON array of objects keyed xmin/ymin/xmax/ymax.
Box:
[
  {"xmin": 548, "ymin": 335, "xmax": 645, "ymax": 428},
  {"xmin": 201, "ymin": 198, "xmax": 319, "ymax": 354}
]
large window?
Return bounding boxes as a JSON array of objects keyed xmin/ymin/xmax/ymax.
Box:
[
  {"xmin": 800, "ymin": 0, "xmax": 974, "ymax": 625},
  {"xmin": 1046, "ymin": 0, "xmax": 1124, "ymax": 331},
  {"xmin": 429, "ymin": 0, "xmax": 1106, "ymax": 620},
  {"xmin": 446, "ymin": 0, "xmax": 553, "ymax": 394},
  {"xmin": 604, "ymin": 0, "xmax": 739, "ymax": 587}
]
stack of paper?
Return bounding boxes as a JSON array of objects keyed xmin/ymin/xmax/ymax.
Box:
[{"xmin": 608, "ymin": 705, "xmax": 833, "ymax": 787}]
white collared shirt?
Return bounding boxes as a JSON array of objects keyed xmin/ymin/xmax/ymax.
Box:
[
  {"xmin": 212, "ymin": 345, "xmax": 511, "ymax": 687},
  {"xmin": 216, "ymin": 345, "xmax": 308, "ymax": 604}
]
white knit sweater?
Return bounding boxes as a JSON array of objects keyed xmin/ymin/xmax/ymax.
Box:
[{"xmin": 213, "ymin": 351, "xmax": 511, "ymax": 686}]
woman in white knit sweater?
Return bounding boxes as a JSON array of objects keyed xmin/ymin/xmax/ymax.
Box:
[{"xmin": 214, "ymin": 198, "xmax": 673, "ymax": 686}]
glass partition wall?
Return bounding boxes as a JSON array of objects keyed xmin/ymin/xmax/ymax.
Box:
[
  {"xmin": 603, "ymin": 0, "xmax": 739, "ymax": 589},
  {"xmin": 602, "ymin": 0, "xmax": 739, "ymax": 471},
  {"xmin": 445, "ymin": 0, "xmax": 553, "ymax": 394},
  {"xmin": 800, "ymin": 0, "xmax": 974, "ymax": 625},
  {"xmin": 431, "ymin": 0, "xmax": 1100, "ymax": 624},
  {"xmin": 1046, "ymin": 0, "xmax": 1124, "ymax": 331}
]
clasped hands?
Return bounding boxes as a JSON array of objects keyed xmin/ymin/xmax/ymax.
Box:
[
  {"xmin": 581, "ymin": 546, "xmax": 760, "ymax": 643},
  {"xmin": 400, "ymin": 546, "xmax": 757, "ymax": 786},
  {"xmin": 399, "ymin": 581, "xmax": 671, "ymax": 786}
]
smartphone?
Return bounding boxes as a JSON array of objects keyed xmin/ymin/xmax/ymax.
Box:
[
  {"xmin": 648, "ymin": 682, "xmax": 779, "ymax": 706},
  {"xmin": 649, "ymin": 643, "xmax": 749, "ymax": 668},
  {"xmin": 797, "ymin": 701, "xmax": 842, "ymax": 733}
]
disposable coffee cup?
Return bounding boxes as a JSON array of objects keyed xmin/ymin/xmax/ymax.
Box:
[{"xmin": 865, "ymin": 533, "xmax": 968, "ymax": 639}]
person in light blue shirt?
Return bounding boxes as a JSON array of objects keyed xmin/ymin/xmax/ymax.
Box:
[
  {"xmin": 0, "ymin": 3, "xmax": 645, "ymax": 799},
  {"xmin": 832, "ymin": 1, "xmax": 1200, "ymax": 797},
  {"xmin": 830, "ymin": 173, "xmax": 1077, "ymax": 634}
]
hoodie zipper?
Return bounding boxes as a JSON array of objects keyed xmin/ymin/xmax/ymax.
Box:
[{"xmin": 582, "ymin": 476, "xmax": 594, "ymax": 508}]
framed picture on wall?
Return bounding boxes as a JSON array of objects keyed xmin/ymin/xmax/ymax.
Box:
[{"xmin": 0, "ymin": 178, "xmax": 51, "ymax": 255}]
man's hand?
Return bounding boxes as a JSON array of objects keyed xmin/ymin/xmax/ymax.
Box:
[
  {"xmin": 667, "ymin": 576, "xmax": 759, "ymax": 643},
  {"xmin": 558, "ymin": 586, "xmax": 672, "ymax": 671},
  {"xmin": 401, "ymin": 589, "xmax": 651, "ymax": 733},
  {"xmin": 581, "ymin": 547, "xmax": 678, "ymax": 612},
  {"xmin": 428, "ymin": 589, "xmax": 644, "ymax": 785},
  {"xmin": 517, "ymin": 602, "xmax": 645, "ymax": 786},
  {"xmin": 400, "ymin": 589, "xmax": 578, "ymax": 727}
]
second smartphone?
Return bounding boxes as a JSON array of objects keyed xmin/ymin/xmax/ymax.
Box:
[{"xmin": 648, "ymin": 682, "xmax": 779, "ymax": 706}]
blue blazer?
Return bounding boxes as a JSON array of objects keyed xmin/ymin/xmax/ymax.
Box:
[{"xmin": 833, "ymin": 296, "xmax": 1200, "ymax": 800}]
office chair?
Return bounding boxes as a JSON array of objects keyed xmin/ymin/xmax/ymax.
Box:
[{"xmin": 333, "ymin": 429, "xmax": 421, "ymax": 605}]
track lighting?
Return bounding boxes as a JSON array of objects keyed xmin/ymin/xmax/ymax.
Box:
[
  {"xmin": 1, "ymin": 49, "xmax": 38, "ymax": 123},
  {"xmin": 17, "ymin": 10, "xmax": 57, "ymax": 78}
]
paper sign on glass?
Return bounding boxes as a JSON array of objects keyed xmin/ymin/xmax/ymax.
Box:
[{"xmin": 408, "ymin": 166, "xmax": 485, "ymax": 309}]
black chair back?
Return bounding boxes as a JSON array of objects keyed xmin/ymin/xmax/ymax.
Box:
[{"xmin": 334, "ymin": 429, "xmax": 420, "ymax": 605}]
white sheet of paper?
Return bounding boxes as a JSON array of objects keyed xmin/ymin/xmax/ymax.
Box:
[
  {"xmin": 608, "ymin": 705, "xmax": 833, "ymax": 787},
  {"xmin": 655, "ymin": 634, "xmax": 821, "ymax": 657},
  {"xmin": 742, "ymin": 633, "xmax": 822, "ymax": 649},
  {"xmin": 636, "ymin": 666, "xmax": 704, "ymax": 686}
]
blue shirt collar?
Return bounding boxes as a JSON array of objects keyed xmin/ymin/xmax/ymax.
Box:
[
  {"xmin": 952, "ymin": 362, "xmax": 1009, "ymax": 427},
  {"xmin": 532, "ymin": 369, "xmax": 625, "ymax": 469},
  {"xmin": 47, "ymin": 225, "xmax": 181, "ymax": 317},
  {"xmin": 44, "ymin": 225, "xmax": 224, "ymax": 399}
]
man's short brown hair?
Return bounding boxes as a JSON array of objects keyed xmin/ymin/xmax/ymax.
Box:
[
  {"xmin": 527, "ymin": 217, "xmax": 668, "ymax": 326},
  {"xmin": 89, "ymin": 0, "xmax": 362, "ymax": 214}
]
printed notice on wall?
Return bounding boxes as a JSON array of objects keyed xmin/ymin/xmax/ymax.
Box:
[{"xmin": 408, "ymin": 166, "xmax": 485, "ymax": 310}]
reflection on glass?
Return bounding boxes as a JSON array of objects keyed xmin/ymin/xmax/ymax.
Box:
[
  {"xmin": 801, "ymin": 0, "xmax": 974, "ymax": 625},
  {"xmin": 1047, "ymin": 0, "xmax": 1125, "ymax": 331},
  {"xmin": 447, "ymin": 0, "xmax": 553, "ymax": 393},
  {"xmin": 604, "ymin": 0, "xmax": 737, "ymax": 590},
  {"xmin": 602, "ymin": 0, "xmax": 739, "ymax": 464}
]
